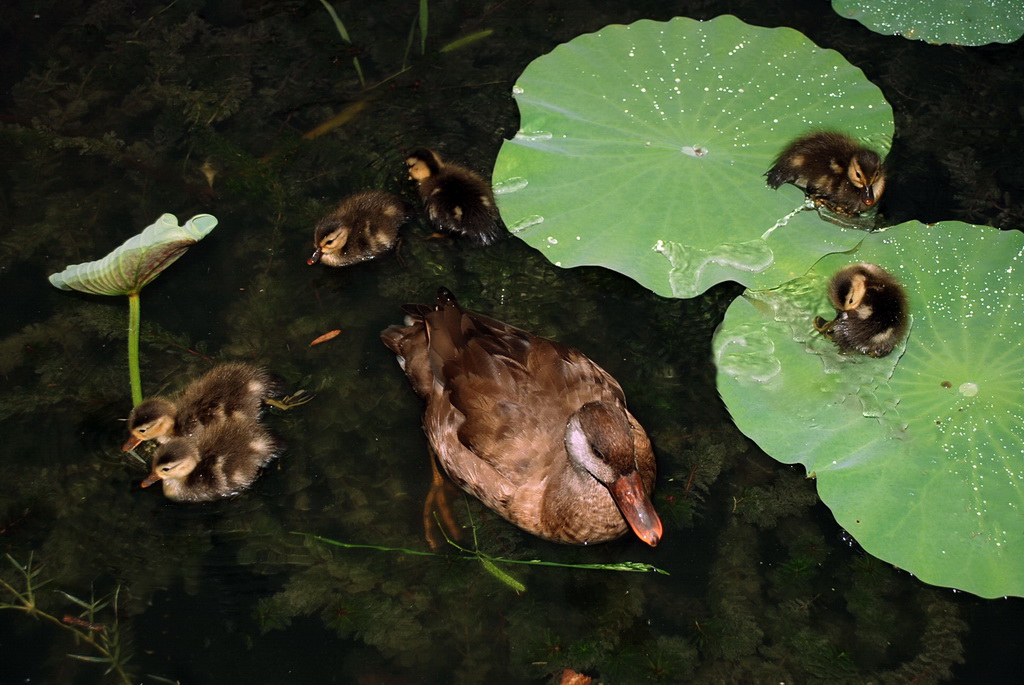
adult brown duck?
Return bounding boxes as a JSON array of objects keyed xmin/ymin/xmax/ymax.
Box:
[{"xmin": 381, "ymin": 287, "xmax": 663, "ymax": 547}]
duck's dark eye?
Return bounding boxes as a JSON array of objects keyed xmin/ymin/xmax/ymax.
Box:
[
  {"xmin": 138, "ymin": 427, "xmax": 147, "ymax": 434},
  {"xmin": 324, "ymin": 239, "xmax": 334, "ymax": 246},
  {"xmin": 161, "ymin": 466, "xmax": 171, "ymax": 473}
]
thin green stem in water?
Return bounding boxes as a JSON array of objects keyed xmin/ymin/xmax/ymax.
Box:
[
  {"xmin": 292, "ymin": 531, "xmax": 669, "ymax": 594},
  {"xmin": 318, "ymin": 0, "xmax": 365, "ymax": 87},
  {"xmin": 127, "ymin": 292, "xmax": 142, "ymax": 406},
  {"xmin": 419, "ymin": 0, "xmax": 429, "ymax": 55}
]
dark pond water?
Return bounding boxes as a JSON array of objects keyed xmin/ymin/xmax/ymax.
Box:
[{"xmin": 1, "ymin": 1, "xmax": 1023, "ymax": 683}]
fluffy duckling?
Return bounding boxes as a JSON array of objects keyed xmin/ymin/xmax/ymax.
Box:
[
  {"xmin": 382, "ymin": 287, "xmax": 663, "ymax": 547},
  {"xmin": 766, "ymin": 132, "xmax": 886, "ymax": 216},
  {"xmin": 814, "ymin": 263, "xmax": 908, "ymax": 358},
  {"xmin": 307, "ymin": 190, "xmax": 412, "ymax": 267},
  {"xmin": 141, "ymin": 416, "xmax": 280, "ymax": 502},
  {"xmin": 405, "ymin": 148, "xmax": 506, "ymax": 245},
  {"xmin": 123, "ymin": 363, "xmax": 277, "ymax": 451}
]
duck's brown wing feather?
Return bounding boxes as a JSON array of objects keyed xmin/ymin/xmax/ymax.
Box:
[{"xmin": 428, "ymin": 299, "xmax": 628, "ymax": 472}]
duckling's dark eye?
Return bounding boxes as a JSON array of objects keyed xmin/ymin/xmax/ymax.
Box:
[
  {"xmin": 138, "ymin": 427, "xmax": 148, "ymax": 434},
  {"xmin": 161, "ymin": 466, "xmax": 171, "ymax": 473},
  {"xmin": 324, "ymin": 239, "xmax": 335, "ymax": 246}
]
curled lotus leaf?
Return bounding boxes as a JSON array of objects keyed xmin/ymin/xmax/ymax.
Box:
[
  {"xmin": 715, "ymin": 220, "xmax": 1024, "ymax": 598},
  {"xmin": 49, "ymin": 213, "xmax": 218, "ymax": 296}
]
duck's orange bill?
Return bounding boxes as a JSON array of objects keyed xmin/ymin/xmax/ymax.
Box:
[
  {"xmin": 140, "ymin": 474, "xmax": 160, "ymax": 488},
  {"xmin": 611, "ymin": 471, "xmax": 663, "ymax": 547},
  {"xmin": 122, "ymin": 435, "xmax": 142, "ymax": 451}
]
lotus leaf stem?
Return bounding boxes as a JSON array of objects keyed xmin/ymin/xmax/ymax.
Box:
[{"xmin": 128, "ymin": 292, "xmax": 142, "ymax": 406}]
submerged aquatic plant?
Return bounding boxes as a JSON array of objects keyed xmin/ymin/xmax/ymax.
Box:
[
  {"xmin": 1, "ymin": 554, "xmax": 134, "ymax": 684},
  {"xmin": 696, "ymin": 508, "xmax": 967, "ymax": 682},
  {"xmin": 48, "ymin": 213, "xmax": 217, "ymax": 406}
]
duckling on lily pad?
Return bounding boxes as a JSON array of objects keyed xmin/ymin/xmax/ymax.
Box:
[
  {"xmin": 141, "ymin": 416, "xmax": 281, "ymax": 502},
  {"xmin": 405, "ymin": 148, "xmax": 506, "ymax": 245},
  {"xmin": 814, "ymin": 263, "xmax": 908, "ymax": 358},
  {"xmin": 766, "ymin": 132, "xmax": 886, "ymax": 217},
  {"xmin": 123, "ymin": 363, "xmax": 279, "ymax": 451},
  {"xmin": 308, "ymin": 190, "xmax": 412, "ymax": 267}
]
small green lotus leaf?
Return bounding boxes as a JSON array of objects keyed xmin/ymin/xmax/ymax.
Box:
[
  {"xmin": 715, "ymin": 220, "xmax": 1024, "ymax": 598},
  {"xmin": 833, "ymin": 0, "xmax": 1024, "ymax": 46},
  {"xmin": 49, "ymin": 213, "xmax": 218, "ymax": 296},
  {"xmin": 493, "ymin": 15, "xmax": 892, "ymax": 298}
]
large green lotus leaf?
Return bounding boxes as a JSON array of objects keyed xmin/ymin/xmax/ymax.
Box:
[
  {"xmin": 493, "ymin": 15, "xmax": 892, "ymax": 298},
  {"xmin": 714, "ymin": 220, "xmax": 1024, "ymax": 598},
  {"xmin": 49, "ymin": 213, "xmax": 218, "ymax": 296},
  {"xmin": 833, "ymin": 0, "xmax": 1024, "ymax": 46}
]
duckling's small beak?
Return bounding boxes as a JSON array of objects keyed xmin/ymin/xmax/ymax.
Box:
[
  {"xmin": 862, "ymin": 185, "xmax": 876, "ymax": 206},
  {"xmin": 122, "ymin": 435, "xmax": 142, "ymax": 451},
  {"xmin": 307, "ymin": 247, "xmax": 323, "ymax": 265},
  {"xmin": 610, "ymin": 471, "xmax": 663, "ymax": 547},
  {"xmin": 140, "ymin": 473, "xmax": 161, "ymax": 488}
]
